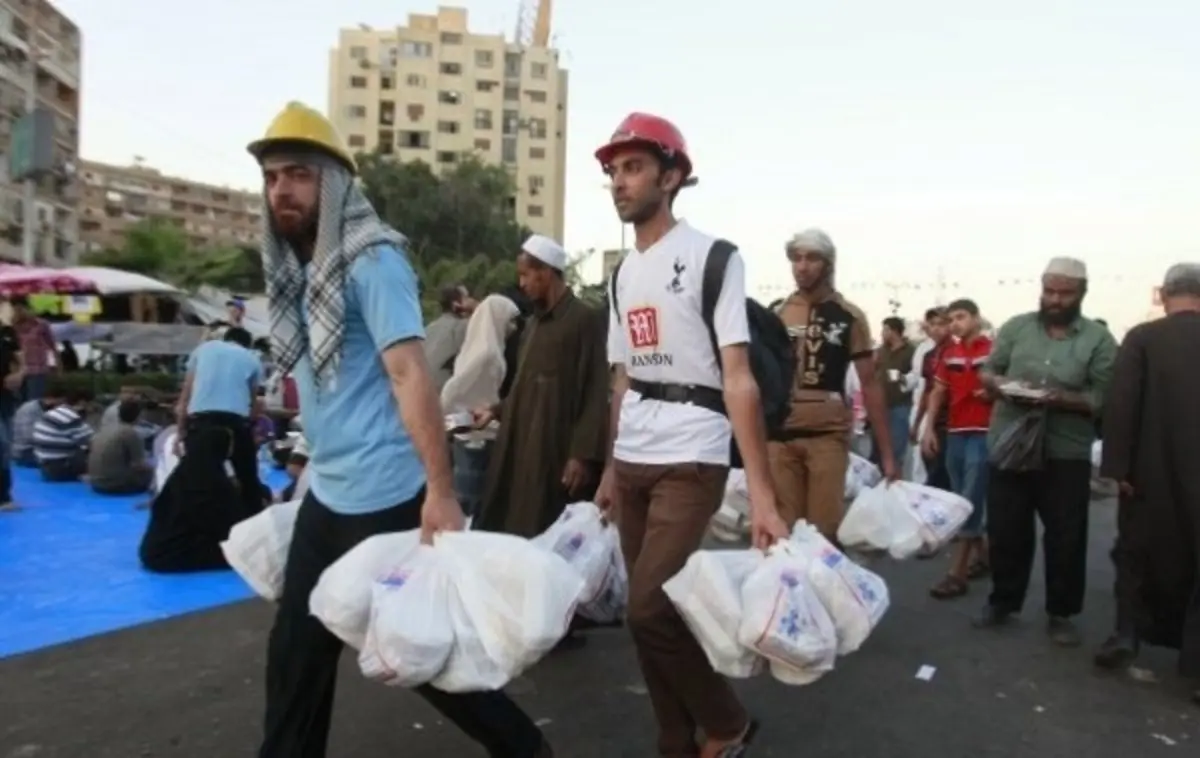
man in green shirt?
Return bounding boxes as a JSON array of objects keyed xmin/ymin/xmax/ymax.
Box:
[{"xmin": 973, "ymin": 257, "xmax": 1118, "ymax": 646}]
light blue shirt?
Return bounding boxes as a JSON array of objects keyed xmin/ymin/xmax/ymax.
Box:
[
  {"xmin": 296, "ymin": 244, "xmax": 427, "ymax": 514},
  {"xmin": 186, "ymin": 340, "xmax": 261, "ymax": 417}
]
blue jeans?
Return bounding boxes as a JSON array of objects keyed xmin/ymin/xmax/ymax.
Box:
[
  {"xmin": 887, "ymin": 404, "xmax": 912, "ymax": 467},
  {"xmin": 946, "ymin": 432, "xmax": 989, "ymax": 537}
]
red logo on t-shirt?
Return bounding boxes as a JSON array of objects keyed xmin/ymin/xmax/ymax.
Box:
[{"xmin": 627, "ymin": 307, "xmax": 659, "ymax": 349}]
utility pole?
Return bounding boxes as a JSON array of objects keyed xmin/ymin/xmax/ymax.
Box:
[{"xmin": 21, "ymin": 13, "xmax": 40, "ymax": 266}]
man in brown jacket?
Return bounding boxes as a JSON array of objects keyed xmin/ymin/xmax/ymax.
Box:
[{"xmin": 770, "ymin": 229, "xmax": 898, "ymax": 538}]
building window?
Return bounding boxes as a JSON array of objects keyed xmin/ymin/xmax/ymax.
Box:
[
  {"xmin": 529, "ymin": 146, "xmax": 546, "ymax": 159},
  {"xmin": 400, "ymin": 131, "xmax": 431, "ymax": 149},
  {"xmin": 528, "ymin": 118, "xmax": 547, "ymax": 139},
  {"xmin": 438, "ymin": 90, "xmax": 462, "ymax": 105},
  {"xmin": 527, "ymin": 204, "xmax": 544, "ymax": 217},
  {"xmin": 502, "ymin": 109, "xmax": 520, "ymax": 135},
  {"xmin": 346, "ymin": 105, "xmax": 367, "ymax": 119},
  {"xmin": 381, "ymin": 75, "xmax": 395, "ymax": 90},
  {"xmin": 528, "ymin": 175, "xmax": 545, "ymax": 193},
  {"xmin": 379, "ymin": 101, "xmax": 395, "ymax": 125},
  {"xmin": 405, "ymin": 74, "xmax": 425, "ymax": 88},
  {"xmin": 437, "ymin": 151, "xmax": 458, "ymax": 163},
  {"xmin": 348, "ymin": 135, "xmax": 366, "ymax": 148},
  {"xmin": 349, "ymin": 46, "xmax": 368, "ymax": 59},
  {"xmin": 377, "ymin": 130, "xmax": 394, "ymax": 154},
  {"xmin": 503, "ymin": 85, "xmax": 519, "ymax": 101},
  {"xmin": 437, "ymin": 120, "xmax": 460, "ymax": 134},
  {"xmin": 475, "ymin": 50, "xmax": 494, "ymax": 68},
  {"xmin": 504, "ymin": 52, "xmax": 521, "ymax": 78},
  {"xmin": 440, "ymin": 62, "xmax": 462, "ymax": 75},
  {"xmin": 474, "ymin": 138, "xmax": 491, "ymax": 151},
  {"xmin": 440, "ymin": 32, "xmax": 463, "ymax": 45},
  {"xmin": 476, "ymin": 80, "xmax": 497, "ymax": 93},
  {"xmin": 401, "ymin": 41, "xmax": 433, "ymax": 58},
  {"xmin": 501, "ymin": 137, "xmax": 517, "ymax": 163},
  {"xmin": 531, "ymin": 62, "xmax": 548, "ymax": 79},
  {"xmin": 526, "ymin": 90, "xmax": 547, "ymax": 103},
  {"xmin": 349, "ymin": 76, "xmax": 367, "ymax": 89},
  {"xmin": 474, "ymin": 109, "xmax": 493, "ymax": 130}
]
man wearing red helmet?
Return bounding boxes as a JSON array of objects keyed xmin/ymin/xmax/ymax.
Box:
[{"xmin": 594, "ymin": 112, "xmax": 785, "ymax": 757}]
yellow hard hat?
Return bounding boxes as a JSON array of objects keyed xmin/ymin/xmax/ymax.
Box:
[{"xmin": 247, "ymin": 101, "xmax": 357, "ymax": 175}]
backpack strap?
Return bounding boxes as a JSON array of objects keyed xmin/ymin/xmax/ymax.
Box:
[
  {"xmin": 701, "ymin": 239, "xmax": 737, "ymax": 368},
  {"xmin": 609, "ymin": 259, "xmax": 624, "ymax": 324}
]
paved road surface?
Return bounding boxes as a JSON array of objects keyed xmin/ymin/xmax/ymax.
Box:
[{"xmin": 1, "ymin": 496, "xmax": 1196, "ymax": 757}]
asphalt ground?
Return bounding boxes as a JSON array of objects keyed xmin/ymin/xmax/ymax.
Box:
[{"xmin": 1, "ymin": 494, "xmax": 1196, "ymax": 758}]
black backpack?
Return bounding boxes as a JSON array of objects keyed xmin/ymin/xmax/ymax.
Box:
[{"xmin": 610, "ymin": 239, "xmax": 796, "ymax": 467}]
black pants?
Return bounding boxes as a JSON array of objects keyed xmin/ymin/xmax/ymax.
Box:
[
  {"xmin": 186, "ymin": 411, "xmax": 261, "ymax": 511},
  {"xmin": 260, "ymin": 491, "xmax": 546, "ymax": 758},
  {"xmin": 923, "ymin": 426, "xmax": 951, "ymax": 491},
  {"xmin": 987, "ymin": 459, "xmax": 1092, "ymax": 617}
]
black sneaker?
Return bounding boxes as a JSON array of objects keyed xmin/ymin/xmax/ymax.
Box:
[
  {"xmin": 1048, "ymin": 616, "xmax": 1082, "ymax": 647},
  {"xmin": 1094, "ymin": 633, "xmax": 1139, "ymax": 669},
  {"xmin": 971, "ymin": 605, "xmax": 1014, "ymax": 629}
]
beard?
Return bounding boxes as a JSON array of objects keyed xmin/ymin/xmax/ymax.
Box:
[
  {"xmin": 615, "ymin": 193, "xmax": 661, "ymax": 225},
  {"xmin": 1039, "ymin": 301, "xmax": 1082, "ymax": 326}
]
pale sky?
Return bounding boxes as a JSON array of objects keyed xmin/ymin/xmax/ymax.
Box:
[{"xmin": 56, "ymin": 0, "xmax": 1200, "ymax": 335}]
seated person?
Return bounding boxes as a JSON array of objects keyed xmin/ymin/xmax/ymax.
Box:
[
  {"xmin": 279, "ymin": 437, "xmax": 309, "ymax": 501},
  {"xmin": 11, "ymin": 385, "xmax": 65, "ymax": 467},
  {"xmin": 88, "ymin": 399, "xmax": 154, "ymax": 495},
  {"xmin": 32, "ymin": 389, "xmax": 93, "ymax": 482},
  {"xmin": 139, "ymin": 421, "xmax": 265, "ymax": 573}
]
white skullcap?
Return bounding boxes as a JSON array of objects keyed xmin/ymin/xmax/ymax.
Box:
[
  {"xmin": 1044, "ymin": 256, "xmax": 1087, "ymax": 280},
  {"xmin": 522, "ymin": 234, "xmax": 568, "ymax": 271},
  {"xmin": 785, "ymin": 228, "xmax": 836, "ymax": 259},
  {"xmin": 1161, "ymin": 262, "xmax": 1200, "ymax": 297}
]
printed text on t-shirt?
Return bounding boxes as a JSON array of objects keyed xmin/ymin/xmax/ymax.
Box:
[{"xmin": 627, "ymin": 307, "xmax": 660, "ymax": 349}]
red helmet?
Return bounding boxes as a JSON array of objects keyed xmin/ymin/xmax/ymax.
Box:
[{"xmin": 594, "ymin": 112, "xmax": 694, "ymax": 181}]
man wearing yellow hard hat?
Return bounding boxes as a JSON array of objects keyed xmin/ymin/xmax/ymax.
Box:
[{"xmin": 248, "ymin": 102, "xmax": 553, "ymax": 758}]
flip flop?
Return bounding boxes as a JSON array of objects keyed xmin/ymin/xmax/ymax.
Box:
[
  {"xmin": 711, "ymin": 719, "xmax": 760, "ymax": 757},
  {"xmin": 930, "ymin": 575, "xmax": 968, "ymax": 600}
]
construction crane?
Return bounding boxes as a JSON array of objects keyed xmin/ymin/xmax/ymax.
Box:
[{"xmin": 514, "ymin": 0, "xmax": 553, "ymax": 47}]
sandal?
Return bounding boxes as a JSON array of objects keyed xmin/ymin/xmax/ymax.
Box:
[
  {"xmin": 707, "ymin": 719, "xmax": 760, "ymax": 758},
  {"xmin": 967, "ymin": 561, "xmax": 991, "ymax": 580},
  {"xmin": 930, "ymin": 576, "xmax": 968, "ymax": 600}
]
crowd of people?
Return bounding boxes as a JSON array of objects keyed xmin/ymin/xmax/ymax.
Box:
[{"xmin": 1, "ymin": 98, "xmax": 1195, "ymax": 756}]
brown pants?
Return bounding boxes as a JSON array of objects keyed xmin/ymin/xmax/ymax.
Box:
[
  {"xmin": 768, "ymin": 433, "xmax": 850, "ymax": 538},
  {"xmin": 613, "ymin": 459, "xmax": 748, "ymax": 758}
]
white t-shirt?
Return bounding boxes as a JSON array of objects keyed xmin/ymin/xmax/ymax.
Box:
[{"xmin": 607, "ymin": 221, "xmax": 750, "ymax": 466}]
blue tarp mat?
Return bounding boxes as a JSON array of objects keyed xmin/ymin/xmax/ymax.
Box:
[{"xmin": 0, "ymin": 466, "xmax": 288, "ymax": 659}]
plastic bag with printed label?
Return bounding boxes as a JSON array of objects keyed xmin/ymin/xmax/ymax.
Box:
[
  {"xmin": 663, "ymin": 549, "xmax": 765, "ymax": 678},
  {"xmin": 532, "ymin": 502, "xmax": 626, "ymax": 623},
  {"xmin": 789, "ymin": 521, "xmax": 889, "ymax": 654},
  {"xmin": 358, "ymin": 546, "xmax": 457, "ymax": 687},
  {"xmin": 433, "ymin": 531, "xmax": 584, "ymax": 688},
  {"xmin": 890, "ymin": 481, "xmax": 973, "ymax": 552},
  {"xmin": 310, "ymin": 531, "xmax": 423, "ymax": 650},
  {"xmin": 837, "ymin": 483, "xmax": 923, "ymax": 558},
  {"xmin": 220, "ymin": 499, "xmax": 303, "ymax": 601},
  {"xmin": 737, "ymin": 543, "xmax": 838, "ymax": 686},
  {"xmin": 844, "ymin": 453, "xmax": 882, "ymax": 500}
]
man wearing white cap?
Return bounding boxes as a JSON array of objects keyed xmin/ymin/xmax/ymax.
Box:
[
  {"xmin": 1096, "ymin": 263, "xmax": 1200, "ymax": 703},
  {"xmin": 976, "ymin": 256, "xmax": 1117, "ymax": 646},
  {"xmin": 474, "ymin": 235, "xmax": 609, "ymax": 552}
]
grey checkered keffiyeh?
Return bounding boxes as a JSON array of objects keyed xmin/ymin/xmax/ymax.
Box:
[{"xmin": 260, "ymin": 159, "xmax": 407, "ymax": 390}]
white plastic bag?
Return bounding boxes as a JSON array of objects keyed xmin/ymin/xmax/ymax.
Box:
[
  {"xmin": 220, "ymin": 499, "xmax": 303, "ymax": 601},
  {"xmin": 434, "ymin": 531, "xmax": 584, "ymax": 686},
  {"xmin": 663, "ymin": 550, "xmax": 765, "ymax": 678},
  {"xmin": 738, "ymin": 543, "xmax": 838, "ymax": 685},
  {"xmin": 532, "ymin": 502, "xmax": 626, "ymax": 622},
  {"xmin": 1091, "ymin": 440, "xmax": 1103, "ymax": 470},
  {"xmin": 837, "ymin": 483, "xmax": 922, "ymax": 558},
  {"xmin": 358, "ymin": 546, "xmax": 457, "ymax": 687},
  {"xmin": 789, "ymin": 522, "xmax": 889, "ymax": 654},
  {"xmin": 891, "ymin": 481, "xmax": 973, "ymax": 551},
  {"xmin": 310, "ymin": 531, "xmax": 423, "ymax": 649},
  {"xmin": 844, "ymin": 452, "xmax": 882, "ymax": 500}
]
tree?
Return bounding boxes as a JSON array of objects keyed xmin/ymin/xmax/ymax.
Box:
[
  {"xmin": 358, "ymin": 151, "xmax": 533, "ymax": 319},
  {"xmin": 82, "ymin": 219, "xmax": 264, "ymax": 292}
]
